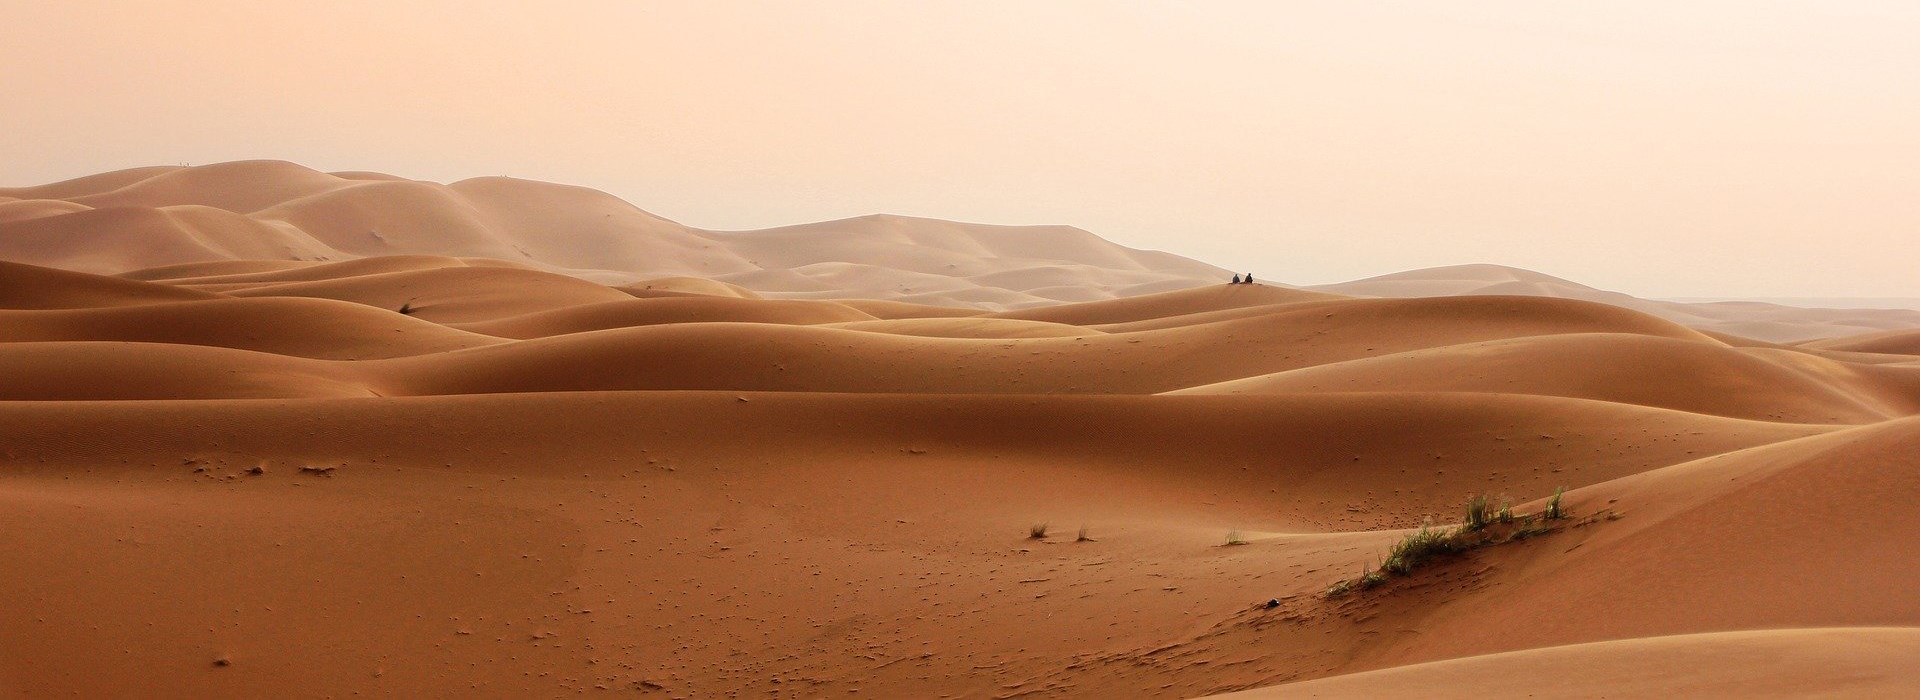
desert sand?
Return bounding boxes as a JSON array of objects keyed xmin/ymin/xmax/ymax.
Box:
[
  {"xmin": 3, "ymin": 163, "xmax": 1920, "ymax": 697},
  {"xmin": 8, "ymin": 161, "xmax": 1919, "ymax": 341}
]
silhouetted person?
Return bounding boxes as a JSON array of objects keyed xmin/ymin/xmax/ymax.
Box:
[
  {"xmin": 1244, "ymin": 273, "xmax": 1255, "ymax": 285},
  {"xmin": 1231, "ymin": 274, "xmax": 1242, "ymax": 284}
]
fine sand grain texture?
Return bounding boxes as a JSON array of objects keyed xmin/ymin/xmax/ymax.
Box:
[{"xmin": 3, "ymin": 164, "xmax": 1920, "ymax": 698}]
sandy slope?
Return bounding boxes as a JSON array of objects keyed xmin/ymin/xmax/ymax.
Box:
[
  {"xmin": 0, "ymin": 297, "xmax": 501, "ymax": 360},
  {"xmin": 1312, "ymin": 263, "xmax": 1920, "ymax": 342},
  {"xmin": 1804, "ymin": 328, "xmax": 1920, "ymax": 356},
  {"xmin": 1214, "ymin": 628, "xmax": 1920, "ymax": 698},
  {"xmin": 0, "ymin": 392, "xmax": 1830, "ymax": 698},
  {"xmin": 0, "ymin": 162, "xmax": 1226, "ymax": 309},
  {"xmin": 2, "ymin": 252, "xmax": 1917, "ymax": 698},
  {"xmin": 1172, "ymin": 332, "xmax": 1918, "ymax": 424},
  {"xmin": 0, "ymin": 259, "xmax": 220, "ymax": 309}
]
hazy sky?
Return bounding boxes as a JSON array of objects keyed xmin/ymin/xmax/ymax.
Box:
[{"xmin": 3, "ymin": 1, "xmax": 1916, "ymax": 297}]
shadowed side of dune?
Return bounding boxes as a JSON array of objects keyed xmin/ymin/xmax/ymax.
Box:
[
  {"xmin": 371, "ymin": 294, "xmax": 1724, "ymax": 396},
  {"xmin": 826, "ymin": 317, "xmax": 1101, "ymax": 339},
  {"xmin": 452, "ymin": 297, "xmax": 877, "ymax": 339},
  {"xmin": 991, "ymin": 283, "xmax": 1347, "ymax": 326},
  {"xmin": 0, "ymin": 297, "xmax": 503, "ymax": 359},
  {"xmin": 213, "ymin": 265, "xmax": 637, "ymax": 322},
  {"xmin": 0, "ymin": 260, "xmax": 223, "ymax": 309},
  {"xmin": 117, "ymin": 259, "xmax": 322, "ymax": 281},
  {"xmin": 1806, "ymin": 328, "xmax": 1920, "ymax": 356},
  {"xmin": 0, "ymin": 391, "xmax": 1823, "ymax": 535},
  {"xmin": 0, "ymin": 342, "xmax": 371, "ymax": 400}
]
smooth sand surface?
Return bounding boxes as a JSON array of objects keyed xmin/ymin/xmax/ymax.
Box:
[
  {"xmin": 4, "ymin": 164, "xmax": 1920, "ymax": 697},
  {"xmin": 1312, "ymin": 263, "xmax": 1920, "ymax": 342},
  {"xmin": 1213, "ymin": 628, "xmax": 1920, "ymax": 699}
]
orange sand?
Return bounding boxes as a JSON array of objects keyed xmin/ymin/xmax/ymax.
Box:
[{"xmin": 2, "ymin": 163, "xmax": 1918, "ymax": 697}]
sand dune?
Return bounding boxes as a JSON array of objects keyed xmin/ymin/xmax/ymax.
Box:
[
  {"xmin": 0, "ymin": 161, "xmax": 1224, "ymax": 308},
  {"xmin": 834, "ymin": 298, "xmax": 988, "ymax": 319},
  {"xmin": 8, "ymin": 265, "xmax": 1827, "ymax": 402},
  {"xmin": 453, "ymin": 297, "xmax": 876, "ymax": 339},
  {"xmin": 3, "ymin": 162, "xmax": 1919, "ymax": 697},
  {"xmin": 0, "ymin": 198, "xmax": 91, "ymax": 223},
  {"xmin": 9, "ymin": 162, "xmax": 1914, "ymax": 340},
  {"xmin": 1804, "ymin": 328, "xmax": 1920, "ymax": 356},
  {"xmin": 0, "ymin": 259, "xmax": 221, "ymax": 309},
  {"xmin": 1174, "ymin": 332, "xmax": 1918, "ymax": 424},
  {"xmin": 827, "ymin": 317, "xmax": 1098, "ymax": 339},
  {"xmin": 213, "ymin": 265, "xmax": 636, "ymax": 323},
  {"xmin": 0, "ymin": 297, "xmax": 501, "ymax": 360},
  {"xmin": 0, "ymin": 206, "xmax": 320, "ymax": 277},
  {"xmin": 617, "ymin": 276, "xmax": 762, "ymax": 299},
  {"xmin": 1218, "ymin": 628, "xmax": 1920, "ymax": 698},
  {"xmin": 0, "ymin": 165, "xmax": 180, "ymax": 200},
  {"xmin": 64, "ymin": 160, "xmax": 352, "ymax": 213},
  {"xmin": 0, "ymin": 389, "xmax": 1828, "ymax": 697},
  {"xmin": 1282, "ymin": 415, "xmax": 1920, "ymax": 684},
  {"xmin": 991, "ymin": 283, "xmax": 1345, "ymax": 326},
  {"xmin": 117, "ymin": 258, "xmax": 324, "ymax": 281},
  {"xmin": 0, "ymin": 342, "xmax": 371, "ymax": 400},
  {"xmin": 1313, "ymin": 263, "xmax": 1920, "ymax": 342}
]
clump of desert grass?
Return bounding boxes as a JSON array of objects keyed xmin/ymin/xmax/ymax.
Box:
[
  {"xmin": 1029, "ymin": 523, "xmax": 1049, "ymax": 540},
  {"xmin": 1224, "ymin": 530, "xmax": 1248, "ymax": 546},
  {"xmin": 1076, "ymin": 525, "xmax": 1096, "ymax": 543},
  {"xmin": 1463, "ymin": 494, "xmax": 1491, "ymax": 532},
  {"xmin": 1324, "ymin": 488, "xmax": 1574, "ymax": 598},
  {"xmin": 1379, "ymin": 520, "xmax": 1469, "ymax": 575}
]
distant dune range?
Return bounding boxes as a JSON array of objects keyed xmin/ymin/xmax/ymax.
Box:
[
  {"xmin": 3, "ymin": 162, "xmax": 1919, "ymax": 697},
  {"xmin": 6, "ymin": 160, "xmax": 1919, "ymax": 341}
]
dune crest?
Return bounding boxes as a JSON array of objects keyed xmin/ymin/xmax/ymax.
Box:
[{"xmin": 1, "ymin": 161, "xmax": 1226, "ymax": 310}]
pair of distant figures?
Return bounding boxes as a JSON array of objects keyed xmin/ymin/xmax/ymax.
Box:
[{"xmin": 1229, "ymin": 273, "xmax": 1256, "ymax": 285}]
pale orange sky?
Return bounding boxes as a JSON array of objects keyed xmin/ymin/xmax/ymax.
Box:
[{"xmin": 3, "ymin": 1, "xmax": 1916, "ymax": 297}]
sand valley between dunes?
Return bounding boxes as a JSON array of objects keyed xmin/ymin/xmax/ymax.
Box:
[{"xmin": 4, "ymin": 164, "xmax": 1920, "ymax": 698}]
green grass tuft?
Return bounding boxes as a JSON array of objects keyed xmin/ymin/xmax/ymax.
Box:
[
  {"xmin": 1545, "ymin": 486, "xmax": 1567, "ymax": 520},
  {"xmin": 1324, "ymin": 488, "xmax": 1589, "ymax": 599},
  {"xmin": 1463, "ymin": 494, "xmax": 1491, "ymax": 532},
  {"xmin": 1379, "ymin": 522, "xmax": 1467, "ymax": 575}
]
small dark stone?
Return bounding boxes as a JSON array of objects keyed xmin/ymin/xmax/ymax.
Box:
[{"xmin": 1264, "ymin": 598, "xmax": 1281, "ymax": 609}]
